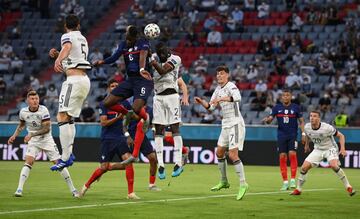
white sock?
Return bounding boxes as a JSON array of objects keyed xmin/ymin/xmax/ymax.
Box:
[
  {"xmin": 218, "ymin": 157, "xmax": 228, "ymax": 182},
  {"xmin": 154, "ymin": 135, "xmax": 164, "ymax": 168},
  {"xmin": 17, "ymin": 164, "xmax": 31, "ymax": 190},
  {"xmin": 334, "ymin": 168, "xmax": 351, "ymax": 188},
  {"xmin": 60, "ymin": 167, "xmax": 76, "ymax": 193},
  {"xmin": 297, "ymin": 170, "xmax": 307, "ymax": 191},
  {"xmin": 59, "ymin": 121, "xmax": 75, "ymax": 161},
  {"xmin": 173, "ymin": 135, "xmax": 183, "ymax": 167},
  {"xmin": 233, "ymin": 160, "xmax": 246, "ymax": 186}
]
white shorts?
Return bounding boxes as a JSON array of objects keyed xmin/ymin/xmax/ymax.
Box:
[
  {"xmin": 305, "ymin": 148, "xmax": 339, "ymax": 167},
  {"xmin": 59, "ymin": 75, "xmax": 90, "ymax": 117},
  {"xmin": 26, "ymin": 138, "xmax": 61, "ymax": 161},
  {"xmin": 152, "ymin": 93, "xmax": 181, "ymax": 125},
  {"xmin": 217, "ymin": 123, "xmax": 245, "ymax": 151}
]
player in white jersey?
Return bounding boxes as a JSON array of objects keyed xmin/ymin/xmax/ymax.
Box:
[
  {"xmin": 8, "ymin": 91, "xmax": 79, "ymax": 197},
  {"xmin": 291, "ymin": 111, "xmax": 356, "ymax": 196},
  {"xmin": 48, "ymin": 14, "xmax": 91, "ymax": 171},
  {"xmin": 194, "ymin": 65, "xmax": 248, "ymax": 200},
  {"xmin": 149, "ymin": 42, "xmax": 188, "ymax": 179}
]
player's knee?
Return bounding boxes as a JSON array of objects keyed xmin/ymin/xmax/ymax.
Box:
[
  {"xmin": 216, "ymin": 147, "xmax": 226, "ymax": 158},
  {"xmin": 329, "ymin": 162, "xmax": 339, "ymax": 171},
  {"xmin": 228, "ymin": 152, "xmax": 239, "ymax": 162},
  {"xmin": 148, "ymin": 153, "xmax": 157, "ymax": 164},
  {"xmin": 25, "ymin": 161, "xmax": 33, "ymax": 167},
  {"xmin": 57, "ymin": 112, "xmax": 70, "ymax": 122},
  {"xmin": 170, "ymin": 124, "xmax": 180, "ymax": 134},
  {"xmin": 100, "ymin": 163, "xmax": 109, "ymax": 171},
  {"xmin": 279, "ymin": 153, "xmax": 287, "ymax": 158}
]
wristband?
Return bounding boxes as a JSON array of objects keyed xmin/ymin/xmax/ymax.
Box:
[
  {"xmin": 140, "ymin": 68, "xmax": 145, "ymax": 72},
  {"xmin": 124, "ymin": 132, "xmax": 130, "ymax": 137}
]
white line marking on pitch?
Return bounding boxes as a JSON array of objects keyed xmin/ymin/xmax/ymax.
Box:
[{"xmin": 0, "ymin": 188, "xmax": 335, "ymax": 215}]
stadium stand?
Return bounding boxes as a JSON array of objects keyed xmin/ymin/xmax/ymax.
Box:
[{"xmin": 0, "ymin": 0, "xmax": 359, "ymax": 126}]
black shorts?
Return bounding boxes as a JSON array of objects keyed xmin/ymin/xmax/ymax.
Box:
[
  {"xmin": 277, "ymin": 136, "xmax": 298, "ymax": 153},
  {"xmin": 100, "ymin": 138, "xmax": 131, "ymax": 162},
  {"xmin": 111, "ymin": 77, "xmax": 153, "ymax": 101}
]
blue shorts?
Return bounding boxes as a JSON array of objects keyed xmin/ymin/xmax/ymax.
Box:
[
  {"xmin": 100, "ymin": 138, "xmax": 131, "ymax": 162},
  {"xmin": 277, "ymin": 136, "xmax": 298, "ymax": 153},
  {"xmin": 129, "ymin": 128, "xmax": 155, "ymax": 157},
  {"xmin": 111, "ymin": 77, "xmax": 153, "ymax": 101}
]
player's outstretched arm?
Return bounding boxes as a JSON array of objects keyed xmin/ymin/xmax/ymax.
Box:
[
  {"xmin": 262, "ymin": 115, "xmax": 274, "ymax": 124},
  {"xmin": 99, "ymin": 114, "xmax": 123, "ymax": 127},
  {"xmin": 336, "ymin": 130, "xmax": 347, "ymax": 157},
  {"xmin": 8, "ymin": 120, "xmax": 25, "ymax": 144},
  {"xmin": 194, "ymin": 96, "xmax": 215, "ymax": 111},
  {"xmin": 178, "ymin": 78, "xmax": 189, "ymax": 105}
]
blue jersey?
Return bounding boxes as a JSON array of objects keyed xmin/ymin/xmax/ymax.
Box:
[
  {"xmin": 271, "ymin": 103, "xmax": 302, "ymax": 139},
  {"xmin": 104, "ymin": 38, "xmax": 151, "ymax": 77},
  {"xmin": 99, "ymin": 102, "xmax": 124, "ymax": 141}
]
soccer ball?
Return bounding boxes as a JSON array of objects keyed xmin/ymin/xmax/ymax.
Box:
[{"xmin": 144, "ymin": 23, "xmax": 160, "ymax": 39}]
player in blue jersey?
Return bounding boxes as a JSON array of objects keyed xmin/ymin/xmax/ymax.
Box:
[
  {"xmin": 79, "ymin": 79, "xmax": 140, "ymax": 199},
  {"xmin": 263, "ymin": 89, "xmax": 305, "ymax": 191},
  {"xmin": 93, "ymin": 25, "xmax": 153, "ymax": 164}
]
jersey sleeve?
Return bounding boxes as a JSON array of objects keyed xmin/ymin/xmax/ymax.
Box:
[
  {"xmin": 61, "ymin": 33, "xmax": 72, "ymax": 46},
  {"xmin": 270, "ymin": 105, "xmax": 277, "ymax": 117},
  {"xmin": 104, "ymin": 42, "xmax": 124, "ymax": 64},
  {"xmin": 19, "ymin": 109, "xmax": 25, "ymax": 122},
  {"xmin": 98, "ymin": 103, "xmax": 108, "ymax": 116},
  {"xmin": 41, "ymin": 107, "xmax": 51, "ymax": 121},
  {"xmin": 228, "ymin": 83, "xmax": 241, "ymax": 102},
  {"xmin": 167, "ymin": 55, "xmax": 181, "ymax": 71},
  {"xmin": 327, "ymin": 124, "xmax": 337, "ymax": 137},
  {"xmin": 210, "ymin": 87, "xmax": 219, "ymax": 103}
]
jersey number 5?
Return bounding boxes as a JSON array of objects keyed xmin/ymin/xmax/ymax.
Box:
[{"xmin": 81, "ymin": 43, "xmax": 87, "ymax": 59}]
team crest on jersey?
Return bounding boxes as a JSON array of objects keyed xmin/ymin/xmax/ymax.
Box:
[
  {"xmin": 128, "ymin": 48, "xmax": 133, "ymax": 52},
  {"xmin": 284, "ymin": 109, "xmax": 288, "ymax": 114},
  {"xmin": 291, "ymin": 110, "xmax": 294, "ymax": 114},
  {"xmin": 134, "ymin": 46, "xmax": 138, "ymax": 50}
]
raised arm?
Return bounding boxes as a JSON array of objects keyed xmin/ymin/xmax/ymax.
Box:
[{"xmin": 54, "ymin": 42, "xmax": 72, "ymax": 72}]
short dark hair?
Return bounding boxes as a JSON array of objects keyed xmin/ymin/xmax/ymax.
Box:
[
  {"xmin": 128, "ymin": 25, "xmax": 138, "ymax": 38},
  {"xmin": 65, "ymin": 14, "xmax": 80, "ymax": 30},
  {"xmin": 282, "ymin": 89, "xmax": 292, "ymax": 94},
  {"xmin": 216, "ymin": 65, "xmax": 229, "ymax": 73},
  {"xmin": 27, "ymin": 90, "xmax": 38, "ymax": 98},
  {"xmin": 155, "ymin": 42, "xmax": 166, "ymax": 51},
  {"xmin": 310, "ymin": 110, "xmax": 321, "ymax": 117},
  {"xmin": 107, "ymin": 79, "xmax": 118, "ymax": 87}
]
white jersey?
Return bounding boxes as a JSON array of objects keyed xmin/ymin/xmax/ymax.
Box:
[
  {"xmin": 153, "ymin": 54, "xmax": 181, "ymax": 94},
  {"xmin": 304, "ymin": 122, "xmax": 338, "ymax": 150},
  {"xmin": 60, "ymin": 31, "xmax": 91, "ymax": 71},
  {"xmin": 19, "ymin": 105, "xmax": 53, "ymax": 143},
  {"xmin": 210, "ymin": 82, "xmax": 245, "ymax": 128}
]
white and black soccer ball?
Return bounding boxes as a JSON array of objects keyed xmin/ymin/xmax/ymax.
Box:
[{"xmin": 144, "ymin": 23, "xmax": 160, "ymax": 39}]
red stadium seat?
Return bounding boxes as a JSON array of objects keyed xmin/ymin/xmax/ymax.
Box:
[
  {"xmin": 270, "ymin": 12, "xmax": 281, "ymax": 19},
  {"xmin": 264, "ymin": 19, "xmax": 275, "ymax": 26},
  {"xmin": 228, "ymin": 47, "xmax": 238, "ymax": 53},
  {"xmin": 253, "ymin": 19, "xmax": 264, "ymax": 26},
  {"xmin": 275, "ymin": 18, "xmax": 286, "ymax": 25},
  {"xmin": 243, "ymin": 19, "xmax": 253, "ymax": 26},
  {"xmin": 216, "ymin": 47, "xmax": 227, "ymax": 53},
  {"xmin": 238, "ymin": 47, "xmax": 249, "ymax": 54},
  {"xmin": 237, "ymin": 82, "xmax": 251, "ymax": 90}
]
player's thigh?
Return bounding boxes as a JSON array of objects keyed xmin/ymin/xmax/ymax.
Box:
[
  {"xmin": 277, "ymin": 138, "xmax": 290, "ymax": 154},
  {"xmin": 42, "ymin": 142, "xmax": 61, "ymax": 161},
  {"xmin": 100, "ymin": 140, "xmax": 118, "ymax": 163},
  {"xmin": 59, "ymin": 77, "xmax": 90, "ymax": 117},
  {"xmin": 25, "ymin": 144, "xmax": 41, "ymax": 160},
  {"xmin": 305, "ymin": 149, "xmax": 324, "ymax": 167},
  {"xmin": 140, "ymin": 137, "xmax": 155, "ymax": 157},
  {"xmin": 217, "ymin": 127, "xmax": 230, "ymax": 149},
  {"xmin": 132, "ymin": 78, "xmax": 153, "ymax": 101},
  {"xmin": 229, "ymin": 123, "xmax": 245, "ymax": 151},
  {"xmin": 166, "ymin": 94, "xmax": 182, "ymax": 125},
  {"xmin": 152, "ymin": 95, "xmax": 167, "ymax": 125},
  {"xmin": 324, "ymin": 148, "xmax": 340, "ymax": 167},
  {"xmin": 111, "ymin": 80, "xmax": 133, "ymax": 99},
  {"xmin": 116, "ymin": 138, "xmax": 132, "ymax": 161},
  {"xmin": 287, "ymin": 137, "xmax": 298, "ymax": 152}
]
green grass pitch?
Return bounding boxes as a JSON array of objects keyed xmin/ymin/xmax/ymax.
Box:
[{"xmin": 0, "ymin": 162, "xmax": 359, "ymax": 219}]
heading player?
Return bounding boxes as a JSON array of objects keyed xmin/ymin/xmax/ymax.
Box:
[
  {"xmin": 93, "ymin": 25, "xmax": 153, "ymax": 164},
  {"xmin": 9, "ymin": 91, "xmax": 79, "ymax": 197},
  {"xmin": 194, "ymin": 65, "xmax": 248, "ymax": 200},
  {"xmin": 149, "ymin": 42, "xmax": 187, "ymax": 179},
  {"xmin": 48, "ymin": 14, "xmax": 91, "ymax": 170},
  {"xmin": 263, "ymin": 89, "xmax": 305, "ymax": 190},
  {"xmin": 291, "ymin": 111, "xmax": 356, "ymax": 196}
]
